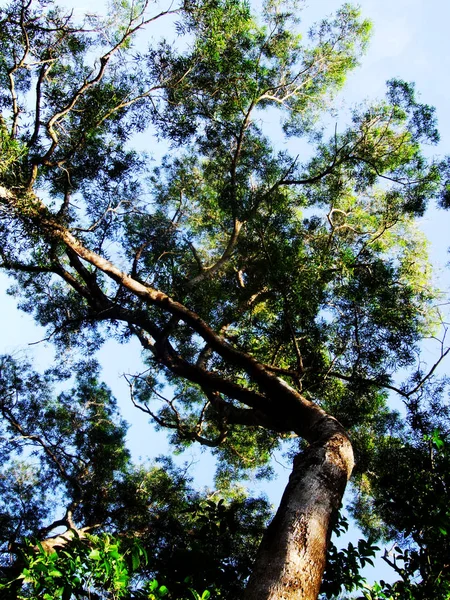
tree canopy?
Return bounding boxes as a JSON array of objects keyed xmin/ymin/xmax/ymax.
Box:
[{"xmin": 0, "ymin": 0, "xmax": 449, "ymax": 598}]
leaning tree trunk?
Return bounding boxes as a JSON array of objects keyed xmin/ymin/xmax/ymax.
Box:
[
  {"xmin": 245, "ymin": 423, "xmax": 354, "ymax": 600},
  {"xmin": 0, "ymin": 187, "xmax": 355, "ymax": 599}
]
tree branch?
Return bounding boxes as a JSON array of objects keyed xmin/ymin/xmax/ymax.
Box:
[{"xmin": 185, "ymin": 218, "xmax": 243, "ymax": 288}]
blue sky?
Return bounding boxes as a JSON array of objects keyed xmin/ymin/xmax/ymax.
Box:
[{"xmin": 1, "ymin": 0, "xmax": 450, "ymax": 585}]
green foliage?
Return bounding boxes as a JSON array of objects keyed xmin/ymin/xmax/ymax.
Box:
[
  {"xmin": 145, "ymin": 578, "xmax": 170, "ymax": 599},
  {"xmin": 147, "ymin": 494, "xmax": 270, "ymax": 598},
  {"xmin": 319, "ymin": 429, "xmax": 450, "ymax": 600},
  {"xmin": 0, "ymin": 0, "xmax": 443, "ymax": 417},
  {"xmin": 0, "ymin": 355, "xmax": 269, "ymax": 599},
  {"xmin": 0, "ymin": 122, "xmax": 27, "ymax": 181},
  {"xmin": 320, "ymin": 512, "xmax": 379, "ymax": 598},
  {"xmin": 0, "ymin": 0, "xmax": 450, "ymax": 596},
  {"xmin": 0, "ymin": 355, "xmax": 130, "ymax": 532},
  {"xmin": 0, "ymin": 534, "xmax": 136, "ymax": 599},
  {"xmin": 0, "ymin": 534, "xmax": 211, "ymax": 600},
  {"xmin": 357, "ymin": 431, "xmax": 450, "ymax": 600}
]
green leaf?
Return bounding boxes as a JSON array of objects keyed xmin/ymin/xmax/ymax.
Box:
[
  {"xmin": 89, "ymin": 549, "xmax": 102, "ymax": 560},
  {"xmin": 47, "ymin": 569, "xmax": 63, "ymax": 577}
]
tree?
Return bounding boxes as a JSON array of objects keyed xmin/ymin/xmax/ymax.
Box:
[
  {"xmin": 0, "ymin": 354, "xmax": 270, "ymax": 598},
  {"xmin": 0, "ymin": 0, "xmax": 449, "ymax": 597},
  {"xmin": 353, "ymin": 428, "xmax": 450, "ymax": 599}
]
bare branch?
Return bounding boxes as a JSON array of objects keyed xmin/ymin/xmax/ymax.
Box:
[{"xmin": 326, "ymin": 337, "xmax": 450, "ymax": 399}]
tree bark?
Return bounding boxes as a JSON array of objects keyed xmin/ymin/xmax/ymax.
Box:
[{"xmin": 245, "ymin": 424, "xmax": 353, "ymax": 600}]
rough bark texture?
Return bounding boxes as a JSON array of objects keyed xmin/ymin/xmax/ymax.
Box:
[{"xmin": 245, "ymin": 425, "xmax": 354, "ymax": 600}]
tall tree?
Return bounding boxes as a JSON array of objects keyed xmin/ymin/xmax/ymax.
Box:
[{"xmin": 0, "ymin": 0, "xmax": 448, "ymax": 597}]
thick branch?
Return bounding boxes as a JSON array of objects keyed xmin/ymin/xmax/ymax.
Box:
[
  {"xmin": 2, "ymin": 187, "xmax": 339, "ymax": 442},
  {"xmin": 39, "ymin": 524, "xmax": 100, "ymax": 554},
  {"xmin": 185, "ymin": 218, "xmax": 243, "ymax": 288},
  {"xmin": 128, "ymin": 323, "xmax": 272, "ymax": 414}
]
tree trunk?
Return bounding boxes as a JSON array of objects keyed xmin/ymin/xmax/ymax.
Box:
[{"xmin": 245, "ymin": 426, "xmax": 353, "ymax": 600}]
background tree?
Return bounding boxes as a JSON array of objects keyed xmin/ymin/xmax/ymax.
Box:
[
  {"xmin": 0, "ymin": 354, "xmax": 270, "ymax": 599},
  {"xmin": 319, "ymin": 392, "xmax": 450, "ymax": 600},
  {"xmin": 0, "ymin": 0, "xmax": 449, "ymax": 597},
  {"xmin": 357, "ymin": 433, "xmax": 450, "ymax": 600}
]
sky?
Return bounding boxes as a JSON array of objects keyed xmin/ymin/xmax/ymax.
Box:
[{"xmin": 1, "ymin": 0, "xmax": 450, "ymax": 586}]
